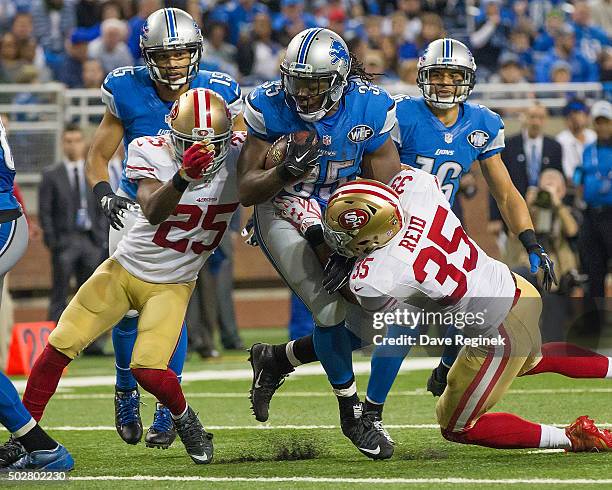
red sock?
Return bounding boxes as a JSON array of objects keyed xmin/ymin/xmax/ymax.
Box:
[
  {"xmin": 131, "ymin": 367, "xmax": 187, "ymax": 417},
  {"xmin": 443, "ymin": 413, "xmax": 542, "ymax": 449},
  {"xmin": 524, "ymin": 342, "xmax": 610, "ymax": 378},
  {"xmin": 22, "ymin": 345, "xmax": 71, "ymax": 422}
]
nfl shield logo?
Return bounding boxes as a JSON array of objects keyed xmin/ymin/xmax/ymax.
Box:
[
  {"xmin": 444, "ymin": 133, "xmax": 453, "ymax": 144},
  {"xmin": 322, "ymin": 135, "xmax": 332, "ymax": 146}
]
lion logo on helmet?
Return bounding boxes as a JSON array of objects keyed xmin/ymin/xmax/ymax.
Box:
[{"xmin": 329, "ymin": 39, "xmax": 349, "ymax": 68}]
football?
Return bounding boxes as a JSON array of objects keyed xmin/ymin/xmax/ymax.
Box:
[{"xmin": 264, "ymin": 131, "xmax": 318, "ymax": 169}]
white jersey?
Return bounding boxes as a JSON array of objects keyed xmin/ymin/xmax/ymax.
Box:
[
  {"xmin": 349, "ymin": 168, "xmax": 517, "ymax": 336},
  {"xmin": 112, "ymin": 132, "xmax": 244, "ymax": 283}
]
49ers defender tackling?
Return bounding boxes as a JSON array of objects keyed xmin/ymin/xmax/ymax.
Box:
[
  {"xmin": 18, "ymin": 88, "xmax": 241, "ymax": 464},
  {"xmin": 315, "ymin": 169, "xmax": 612, "ymax": 452}
]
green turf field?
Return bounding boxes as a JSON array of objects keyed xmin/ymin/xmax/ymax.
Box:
[{"xmin": 2, "ymin": 328, "xmax": 611, "ymax": 489}]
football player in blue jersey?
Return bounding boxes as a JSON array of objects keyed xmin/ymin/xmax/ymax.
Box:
[
  {"xmin": 83, "ymin": 8, "xmax": 244, "ymax": 449},
  {"xmin": 246, "ymin": 37, "xmax": 557, "ymax": 456},
  {"xmin": 0, "ymin": 117, "xmax": 73, "ymax": 471},
  {"xmin": 238, "ymin": 27, "xmax": 401, "ymax": 459}
]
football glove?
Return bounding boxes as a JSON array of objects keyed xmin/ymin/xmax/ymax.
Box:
[
  {"xmin": 277, "ymin": 132, "xmax": 322, "ymax": 182},
  {"xmin": 94, "ymin": 181, "xmax": 137, "ymax": 231},
  {"xmin": 180, "ymin": 141, "xmax": 215, "ymax": 181},
  {"xmin": 518, "ymin": 229, "xmax": 558, "ymax": 291},
  {"xmin": 273, "ymin": 195, "xmax": 322, "ymax": 236},
  {"xmin": 323, "ymin": 253, "xmax": 357, "ymax": 294},
  {"xmin": 241, "ymin": 215, "xmax": 258, "ymax": 247}
]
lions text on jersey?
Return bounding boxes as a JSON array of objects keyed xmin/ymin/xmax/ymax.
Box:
[
  {"xmin": 101, "ymin": 65, "xmax": 242, "ymax": 200},
  {"xmin": 114, "ymin": 132, "xmax": 243, "ymax": 283},
  {"xmin": 244, "ymin": 79, "xmax": 396, "ymax": 205},
  {"xmin": 350, "ymin": 168, "xmax": 517, "ymax": 337},
  {"xmin": 392, "ymin": 96, "xmax": 505, "ymax": 205}
]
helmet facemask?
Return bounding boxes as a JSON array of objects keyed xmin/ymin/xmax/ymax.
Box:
[
  {"xmin": 143, "ymin": 44, "xmax": 202, "ymax": 90},
  {"xmin": 417, "ymin": 65, "xmax": 475, "ymax": 109},
  {"xmin": 169, "ymin": 126, "xmax": 231, "ymax": 181},
  {"xmin": 280, "ymin": 65, "xmax": 348, "ymax": 123}
]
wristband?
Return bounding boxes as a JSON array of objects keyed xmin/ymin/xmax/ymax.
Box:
[
  {"xmin": 518, "ymin": 229, "xmax": 538, "ymax": 251},
  {"xmin": 304, "ymin": 224, "xmax": 325, "ymax": 248},
  {"xmin": 172, "ymin": 171, "xmax": 190, "ymax": 192},
  {"xmin": 276, "ymin": 163, "xmax": 294, "ymax": 183},
  {"xmin": 93, "ymin": 181, "xmax": 113, "ymax": 202}
]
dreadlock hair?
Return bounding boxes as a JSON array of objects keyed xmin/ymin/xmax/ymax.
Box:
[{"xmin": 348, "ymin": 52, "xmax": 377, "ymax": 83}]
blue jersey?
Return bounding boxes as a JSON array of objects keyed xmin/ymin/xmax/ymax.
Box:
[
  {"xmin": 101, "ymin": 65, "xmax": 243, "ymax": 199},
  {"xmin": 0, "ymin": 117, "xmax": 18, "ymax": 211},
  {"xmin": 575, "ymin": 143, "xmax": 612, "ymax": 208},
  {"xmin": 244, "ymin": 79, "xmax": 396, "ymax": 205},
  {"xmin": 392, "ymin": 96, "xmax": 505, "ymax": 205}
]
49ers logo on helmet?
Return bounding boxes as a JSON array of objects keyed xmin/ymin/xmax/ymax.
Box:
[
  {"xmin": 338, "ymin": 209, "xmax": 370, "ymax": 230},
  {"xmin": 168, "ymin": 102, "xmax": 179, "ymax": 121}
]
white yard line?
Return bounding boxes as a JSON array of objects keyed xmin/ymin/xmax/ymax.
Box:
[{"xmin": 68, "ymin": 476, "xmax": 612, "ymax": 484}]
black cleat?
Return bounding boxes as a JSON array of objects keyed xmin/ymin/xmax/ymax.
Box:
[
  {"xmin": 0, "ymin": 436, "xmax": 25, "ymax": 467},
  {"xmin": 248, "ymin": 343, "xmax": 293, "ymax": 422},
  {"xmin": 174, "ymin": 406, "xmax": 213, "ymax": 464},
  {"xmin": 341, "ymin": 403, "xmax": 394, "ymax": 460},
  {"xmin": 114, "ymin": 386, "xmax": 143, "ymax": 445},
  {"xmin": 426, "ymin": 366, "xmax": 448, "ymax": 397},
  {"xmin": 145, "ymin": 403, "xmax": 176, "ymax": 449}
]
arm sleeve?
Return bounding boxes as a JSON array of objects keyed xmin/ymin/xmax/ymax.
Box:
[
  {"xmin": 479, "ymin": 111, "xmax": 505, "ymax": 160},
  {"xmin": 243, "ymin": 91, "xmax": 282, "ymax": 142},
  {"xmin": 364, "ymin": 99, "xmax": 397, "ymax": 153},
  {"xmin": 101, "ymin": 73, "xmax": 119, "ymax": 118},
  {"xmin": 125, "ymin": 141, "xmax": 163, "ymax": 181}
]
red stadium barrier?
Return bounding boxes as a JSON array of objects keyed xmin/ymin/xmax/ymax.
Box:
[{"xmin": 5, "ymin": 322, "xmax": 57, "ymax": 375}]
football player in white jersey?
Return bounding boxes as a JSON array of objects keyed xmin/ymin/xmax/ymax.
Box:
[
  {"xmin": 17, "ymin": 89, "xmax": 242, "ymax": 465},
  {"xmin": 315, "ymin": 172, "xmax": 612, "ymax": 452}
]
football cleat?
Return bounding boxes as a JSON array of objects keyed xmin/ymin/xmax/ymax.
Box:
[
  {"xmin": 0, "ymin": 436, "xmax": 25, "ymax": 467},
  {"xmin": 174, "ymin": 406, "xmax": 214, "ymax": 464},
  {"xmin": 426, "ymin": 366, "xmax": 448, "ymax": 397},
  {"xmin": 248, "ymin": 343, "xmax": 293, "ymax": 422},
  {"xmin": 8, "ymin": 444, "xmax": 74, "ymax": 471},
  {"xmin": 114, "ymin": 386, "xmax": 143, "ymax": 445},
  {"xmin": 145, "ymin": 403, "xmax": 177, "ymax": 449},
  {"xmin": 566, "ymin": 416, "xmax": 612, "ymax": 452},
  {"xmin": 340, "ymin": 402, "xmax": 394, "ymax": 460}
]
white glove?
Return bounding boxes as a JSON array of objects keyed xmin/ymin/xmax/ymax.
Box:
[{"xmin": 273, "ymin": 195, "xmax": 322, "ymax": 237}]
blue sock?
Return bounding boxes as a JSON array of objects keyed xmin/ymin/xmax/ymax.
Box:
[
  {"xmin": 366, "ymin": 325, "xmax": 419, "ymax": 404},
  {"xmin": 288, "ymin": 294, "xmax": 315, "ymax": 340},
  {"xmin": 112, "ymin": 316, "xmax": 138, "ymax": 390},
  {"xmin": 0, "ymin": 373, "xmax": 32, "ymax": 433},
  {"xmin": 168, "ymin": 321, "xmax": 188, "ymax": 384},
  {"xmin": 312, "ymin": 324, "xmax": 354, "ymax": 386},
  {"xmin": 441, "ymin": 325, "xmax": 461, "ymax": 368}
]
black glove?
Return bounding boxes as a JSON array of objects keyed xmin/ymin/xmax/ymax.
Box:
[
  {"xmin": 518, "ymin": 229, "xmax": 558, "ymax": 292},
  {"xmin": 323, "ymin": 253, "xmax": 357, "ymax": 294},
  {"xmin": 276, "ymin": 131, "xmax": 322, "ymax": 182},
  {"xmin": 94, "ymin": 181, "xmax": 136, "ymax": 231},
  {"xmin": 241, "ymin": 215, "xmax": 258, "ymax": 247}
]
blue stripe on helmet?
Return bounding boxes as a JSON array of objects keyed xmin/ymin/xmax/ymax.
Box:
[
  {"xmin": 166, "ymin": 9, "xmax": 176, "ymax": 38},
  {"xmin": 297, "ymin": 28, "xmax": 322, "ymax": 64}
]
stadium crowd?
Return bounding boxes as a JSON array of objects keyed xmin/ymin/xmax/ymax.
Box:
[{"xmin": 0, "ymin": 0, "xmax": 609, "ymax": 88}]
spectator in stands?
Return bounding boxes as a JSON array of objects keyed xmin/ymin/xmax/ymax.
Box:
[
  {"xmin": 31, "ymin": 0, "xmax": 76, "ymax": 61},
  {"xmin": 58, "ymin": 29, "xmax": 93, "ymax": 88},
  {"xmin": 398, "ymin": 12, "xmax": 445, "ymax": 61},
  {"xmin": 364, "ymin": 15, "xmax": 385, "ymax": 50},
  {"xmin": 556, "ymin": 99, "xmax": 597, "ymax": 180},
  {"xmin": 75, "ymin": 0, "xmax": 102, "ymax": 28},
  {"xmin": 574, "ymin": 100, "xmax": 612, "ymax": 335},
  {"xmin": 505, "ymin": 25, "xmax": 534, "ymax": 76},
  {"xmin": 380, "ymin": 36, "xmax": 399, "ymax": 80},
  {"xmin": 127, "ymin": 0, "xmax": 161, "ymax": 63},
  {"xmin": 0, "ymin": 33, "xmax": 23, "ymax": 83},
  {"xmin": 363, "ymin": 49, "xmax": 387, "ymax": 83},
  {"xmin": 489, "ymin": 52, "xmax": 528, "ymax": 84},
  {"xmin": 326, "ymin": 7, "xmax": 346, "ymax": 37},
  {"xmin": 549, "ymin": 59, "xmax": 573, "ymax": 83},
  {"xmin": 393, "ymin": 0, "xmax": 422, "ymax": 43},
  {"xmin": 533, "ymin": 8, "xmax": 565, "ymax": 55},
  {"xmin": 9, "ymin": 12, "xmax": 48, "ymax": 76},
  {"xmin": 236, "ymin": 12, "xmax": 281, "ymax": 84},
  {"xmin": 82, "ymin": 58, "xmax": 103, "ymax": 88},
  {"xmin": 210, "ymin": 0, "xmax": 269, "ymax": 46},
  {"xmin": 536, "ymin": 24, "xmax": 599, "ymax": 82},
  {"xmin": 202, "ymin": 22, "xmax": 238, "ymax": 78},
  {"xmin": 88, "ymin": 18, "xmax": 133, "ymax": 74},
  {"xmin": 489, "ymin": 102, "xmax": 564, "ymax": 269},
  {"xmin": 38, "ymin": 124, "xmax": 107, "ymax": 325},
  {"xmin": 469, "ymin": 0, "xmax": 511, "ymax": 78},
  {"xmin": 398, "ymin": 58, "xmax": 418, "ymax": 84},
  {"xmin": 272, "ymin": 0, "xmax": 318, "ymax": 47},
  {"xmin": 570, "ymin": 0, "xmax": 610, "ymax": 66}
]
